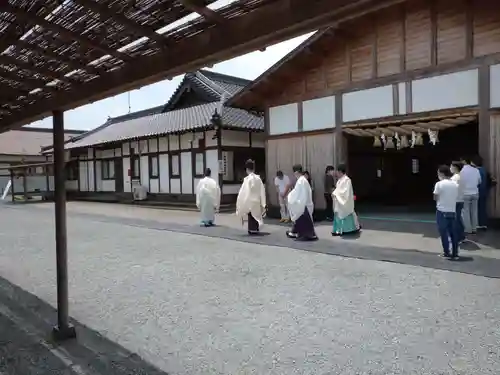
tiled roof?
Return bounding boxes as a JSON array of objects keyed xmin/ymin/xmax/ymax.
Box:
[
  {"xmin": 0, "ymin": 127, "xmax": 85, "ymax": 156},
  {"xmin": 66, "ymin": 102, "xmax": 263, "ymax": 149},
  {"xmin": 163, "ymin": 69, "xmax": 251, "ymax": 111}
]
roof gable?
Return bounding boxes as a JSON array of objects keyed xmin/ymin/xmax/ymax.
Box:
[
  {"xmin": 228, "ymin": 29, "xmax": 330, "ymax": 110},
  {"xmin": 164, "ymin": 70, "xmax": 251, "ymax": 111}
]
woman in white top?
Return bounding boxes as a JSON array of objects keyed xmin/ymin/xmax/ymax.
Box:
[{"xmin": 450, "ymin": 161, "xmax": 465, "ymax": 242}]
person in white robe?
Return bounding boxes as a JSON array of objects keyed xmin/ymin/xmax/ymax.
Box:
[
  {"xmin": 196, "ymin": 168, "xmax": 221, "ymax": 227},
  {"xmin": 286, "ymin": 164, "xmax": 317, "ymax": 241},
  {"xmin": 332, "ymin": 164, "xmax": 361, "ymax": 236},
  {"xmin": 236, "ymin": 159, "xmax": 266, "ymax": 235}
]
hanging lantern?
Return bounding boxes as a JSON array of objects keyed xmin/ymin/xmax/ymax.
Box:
[
  {"xmin": 428, "ymin": 129, "xmax": 439, "ymax": 145},
  {"xmin": 373, "ymin": 136, "xmax": 382, "ymax": 147},
  {"xmin": 380, "ymin": 133, "xmax": 387, "ymax": 149},
  {"xmin": 394, "ymin": 132, "xmax": 401, "ymax": 150},
  {"xmin": 415, "ymin": 132, "xmax": 424, "ymax": 146},
  {"xmin": 386, "ymin": 135, "xmax": 395, "ymax": 149},
  {"xmin": 400, "ymin": 135, "xmax": 409, "ymax": 148}
]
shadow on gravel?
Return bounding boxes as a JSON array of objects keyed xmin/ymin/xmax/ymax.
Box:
[{"xmin": 0, "ymin": 275, "xmax": 169, "ymax": 375}]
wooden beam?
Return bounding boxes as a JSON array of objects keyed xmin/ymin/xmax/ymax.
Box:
[
  {"xmin": 0, "ymin": 3, "xmax": 131, "ymax": 62},
  {"xmin": 13, "ymin": 39, "xmax": 106, "ymax": 76},
  {"xmin": 72, "ymin": 0, "xmax": 168, "ymax": 46},
  {"xmin": 2, "ymin": 0, "xmax": 409, "ymax": 129},
  {"xmin": 180, "ymin": 0, "xmax": 226, "ymax": 23},
  {"xmin": 0, "ymin": 54, "xmax": 72, "ymax": 84},
  {"xmin": 0, "ymin": 69, "xmax": 53, "ymax": 91}
]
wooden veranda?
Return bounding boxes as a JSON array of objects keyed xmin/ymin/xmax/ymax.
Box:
[{"xmin": 0, "ymin": 0, "xmax": 407, "ymax": 340}]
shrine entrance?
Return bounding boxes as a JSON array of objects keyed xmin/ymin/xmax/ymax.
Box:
[{"xmin": 344, "ymin": 112, "xmax": 478, "ymax": 210}]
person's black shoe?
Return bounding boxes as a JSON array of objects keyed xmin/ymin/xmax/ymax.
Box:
[{"xmin": 296, "ymin": 236, "xmax": 318, "ymax": 242}]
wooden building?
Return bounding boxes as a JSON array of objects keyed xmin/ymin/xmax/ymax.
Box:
[
  {"xmin": 229, "ymin": 0, "xmax": 500, "ymax": 217},
  {"xmin": 56, "ymin": 70, "xmax": 265, "ymax": 205}
]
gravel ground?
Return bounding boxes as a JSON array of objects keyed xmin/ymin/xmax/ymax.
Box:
[{"xmin": 0, "ymin": 204, "xmax": 499, "ymax": 375}]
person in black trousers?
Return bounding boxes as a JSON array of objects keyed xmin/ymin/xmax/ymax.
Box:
[{"xmin": 324, "ymin": 165, "xmax": 335, "ymax": 221}]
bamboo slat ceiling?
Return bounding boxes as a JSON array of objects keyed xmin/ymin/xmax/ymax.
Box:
[{"xmin": 0, "ymin": 0, "xmax": 404, "ymax": 132}]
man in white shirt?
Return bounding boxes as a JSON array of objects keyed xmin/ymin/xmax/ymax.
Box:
[
  {"xmin": 460, "ymin": 157, "xmax": 481, "ymax": 234},
  {"xmin": 274, "ymin": 170, "xmax": 290, "ymax": 223},
  {"xmin": 450, "ymin": 161, "xmax": 465, "ymax": 242},
  {"xmin": 434, "ymin": 165, "xmax": 459, "ymax": 259}
]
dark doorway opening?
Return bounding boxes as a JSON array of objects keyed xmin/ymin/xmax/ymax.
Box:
[{"xmin": 346, "ymin": 120, "xmax": 478, "ymax": 211}]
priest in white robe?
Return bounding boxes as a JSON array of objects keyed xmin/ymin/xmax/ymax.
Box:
[
  {"xmin": 286, "ymin": 164, "xmax": 317, "ymax": 241},
  {"xmin": 196, "ymin": 168, "xmax": 221, "ymax": 227},
  {"xmin": 332, "ymin": 164, "xmax": 361, "ymax": 236},
  {"xmin": 236, "ymin": 159, "xmax": 266, "ymax": 235}
]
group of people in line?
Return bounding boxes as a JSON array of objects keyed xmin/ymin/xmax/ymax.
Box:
[
  {"xmin": 195, "ymin": 159, "xmax": 361, "ymax": 241},
  {"xmin": 433, "ymin": 156, "xmax": 495, "ymax": 260},
  {"xmin": 195, "ymin": 155, "xmax": 494, "ymax": 258}
]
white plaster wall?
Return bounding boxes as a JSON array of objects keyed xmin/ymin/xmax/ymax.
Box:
[
  {"xmin": 302, "ymin": 96, "xmax": 335, "ymax": 131},
  {"xmin": 343, "ymin": 85, "xmax": 393, "ymax": 122},
  {"xmin": 222, "ymin": 130, "xmax": 249, "ymax": 147},
  {"xmin": 148, "ymin": 138, "xmax": 158, "ymax": 153},
  {"xmin": 114, "ymin": 148, "xmax": 121, "ymax": 157},
  {"xmin": 398, "ymin": 83, "xmax": 406, "ymax": 115},
  {"xmin": 180, "ymin": 133, "xmax": 193, "ymax": 150},
  {"xmin": 269, "ymin": 103, "xmax": 299, "ymax": 135},
  {"xmin": 140, "ymin": 156, "xmax": 149, "ymax": 189},
  {"xmin": 100, "ymin": 149, "xmax": 114, "ymax": 158},
  {"xmin": 251, "ymin": 133, "xmax": 266, "ymax": 148},
  {"xmin": 88, "ymin": 161, "xmax": 95, "ymax": 191},
  {"xmin": 150, "ymin": 179, "xmax": 159, "ymax": 193},
  {"xmin": 79, "ymin": 161, "xmax": 89, "ymax": 191},
  {"xmin": 170, "ymin": 179, "xmax": 181, "ymax": 194},
  {"xmin": 222, "ymin": 184, "xmax": 241, "ymax": 195},
  {"xmin": 65, "ymin": 180, "xmax": 78, "ymax": 191},
  {"xmin": 159, "ymin": 154, "xmax": 170, "ymax": 193},
  {"xmin": 87, "ymin": 148, "xmax": 93, "ymax": 159},
  {"xmin": 95, "ymin": 161, "xmax": 103, "ymax": 191},
  {"xmin": 139, "ymin": 140, "xmax": 147, "ymax": 154},
  {"xmin": 158, "ymin": 137, "xmax": 168, "ymax": 152},
  {"xmin": 102, "ymin": 180, "xmax": 115, "ymax": 192},
  {"xmin": 122, "ymin": 157, "xmax": 131, "ymax": 193},
  {"xmin": 491, "ymin": 64, "xmax": 500, "ymax": 108},
  {"xmin": 412, "ymin": 69, "xmax": 478, "ymax": 113},
  {"xmin": 205, "ymin": 149, "xmax": 219, "ymax": 178},
  {"xmin": 169, "ymin": 135, "xmax": 179, "ymax": 151},
  {"xmin": 205, "ymin": 130, "xmax": 217, "ymax": 147},
  {"xmin": 181, "ymin": 151, "xmax": 192, "ymax": 194},
  {"xmin": 122, "ymin": 142, "xmax": 130, "ymax": 156}
]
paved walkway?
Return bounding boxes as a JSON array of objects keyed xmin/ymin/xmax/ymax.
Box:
[{"xmin": 0, "ymin": 202, "xmax": 499, "ymax": 374}]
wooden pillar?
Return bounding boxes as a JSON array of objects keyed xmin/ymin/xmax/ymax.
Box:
[
  {"xmin": 478, "ymin": 64, "xmax": 491, "ymax": 168},
  {"xmin": 52, "ymin": 109, "xmax": 76, "ymax": 341}
]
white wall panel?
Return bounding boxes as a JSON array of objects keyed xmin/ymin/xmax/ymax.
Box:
[
  {"xmin": 65, "ymin": 180, "xmax": 78, "ymax": 191},
  {"xmin": 169, "ymin": 135, "xmax": 179, "ymax": 150},
  {"xmin": 181, "ymin": 152, "xmax": 192, "ymax": 194},
  {"xmin": 343, "ymin": 85, "xmax": 393, "ymax": 122},
  {"xmin": 222, "ymin": 130, "xmax": 249, "ymax": 147},
  {"xmin": 398, "ymin": 83, "xmax": 406, "ymax": 115},
  {"xmin": 102, "ymin": 180, "xmax": 115, "ymax": 192},
  {"xmin": 302, "ymin": 96, "xmax": 335, "ymax": 131},
  {"xmin": 205, "ymin": 149, "xmax": 219, "ymax": 178},
  {"xmin": 205, "ymin": 130, "xmax": 217, "ymax": 147},
  {"xmin": 412, "ymin": 69, "xmax": 478, "ymax": 113},
  {"xmin": 95, "ymin": 161, "xmax": 103, "ymax": 191},
  {"xmin": 491, "ymin": 64, "xmax": 500, "ymax": 108},
  {"xmin": 158, "ymin": 137, "xmax": 168, "ymax": 152},
  {"xmin": 269, "ymin": 103, "xmax": 299, "ymax": 135},
  {"xmin": 79, "ymin": 161, "xmax": 88, "ymax": 191},
  {"xmin": 114, "ymin": 148, "xmax": 121, "ymax": 157},
  {"xmin": 122, "ymin": 142, "xmax": 130, "ymax": 156},
  {"xmin": 149, "ymin": 179, "xmax": 159, "ymax": 193},
  {"xmin": 123, "ymin": 157, "xmax": 131, "ymax": 193},
  {"xmin": 101, "ymin": 149, "xmax": 114, "ymax": 158},
  {"xmin": 148, "ymin": 138, "xmax": 158, "ymax": 153},
  {"xmin": 180, "ymin": 133, "xmax": 193, "ymax": 150},
  {"xmin": 159, "ymin": 154, "xmax": 170, "ymax": 193},
  {"xmin": 222, "ymin": 184, "xmax": 241, "ymax": 195},
  {"xmin": 88, "ymin": 161, "xmax": 95, "ymax": 191},
  {"xmin": 170, "ymin": 179, "xmax": 181, "ymax": 194},
  {"xmin": 139, "ymin": 140, "xmax": 148, "ymax": 154},
  {"xmin": 87, "ymin": 148, "xmax": 93, "ymax": 159},
  {"xmin": 140, "ymin": 155, "xmax": 149, "ymax": 188},
  {"xmin": 251, "ymin": 133, "xmax": 266, "ymax": 148}
]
